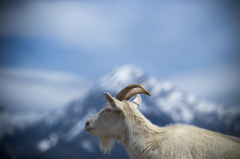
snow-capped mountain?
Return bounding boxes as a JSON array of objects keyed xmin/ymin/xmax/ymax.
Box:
[{"xmin": 1, "ymin": 65, "xmax": 240, "ymax": 159}]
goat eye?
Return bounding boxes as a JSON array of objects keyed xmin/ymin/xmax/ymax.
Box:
[{"xmin": 105, "ymin": 109, "xmax": 112, "ymax": 112}]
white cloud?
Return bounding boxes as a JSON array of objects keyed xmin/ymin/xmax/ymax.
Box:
[
  {"xmin": 0, "ymin": 1, "xmax": 137, "ymax": 50},
  {"xmin": 0, "ymin": 68, "xmax": 92, "ymax": 111},
  {"xmin": 0, "ymin": 1, "xmax": 237, "ymax": 58},
  {"xmin": 169, "ymin": 63, "xmax": 240, "ymax": 103}
]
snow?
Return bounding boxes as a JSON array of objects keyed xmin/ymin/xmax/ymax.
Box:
[
  {"xmin": 186, "ymin": 94, "xmax": 196, "ymax": 104},
  {"xmin": 161, "ymin": 82, "xmax": 173, "ymax": 92},
  {"xmin": 99, "ymin": 65, "xmax": 144, "ymax": 92},
  {"xmin": 142, "ymin": 77, "xmax": 158, "ymax": 90},
  {"xmin": 143, "ymin": 77, "xmax": 174, "ymax": 97},
  {"xmin": 66, "ymin": 108, "xmax": 97, "ymax": 141},
  {"xmin": 156, "ymin": 90, "xmax": 182, "ymax": 112},
  {"xmin": 38, "ymin": 133, "xmax": 58, "ymax": 152},
  {"xmin": 72, "ymin": 101, "xmax": 84, "ymax": 113},
  {"xmin": 0, "ymin": 111, "xmax": 45, "ymax": 137},
  {"xmin": 44, "ymin": 109, "xmax": 66, "ymax": 126},
  {"xmin": 138, "ymin": 101, "xmax": 152, "ymax": 114},
  {"xmin": 181, "ymin": 107, "xmax": 193, "ymax": 123},
  {"xmin": 155, "ymin": 89, "xmax": 194, "ymax": 123},
  {"xmin": 196, "ymin": 100, "xmax": 220, "ymax": 114},
  {"xmin": 150, "ymin": 82, "xmax": 163, "ymax": 96}
]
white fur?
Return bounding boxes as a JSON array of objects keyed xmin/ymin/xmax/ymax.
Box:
[{"xmin": 86, "ymin": 93, "xmax": 240, "ymax": 159}]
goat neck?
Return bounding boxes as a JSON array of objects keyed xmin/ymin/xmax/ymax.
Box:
[{"xmin": 122, "ymin": 101, "xmax": 167, "ymax": 159}]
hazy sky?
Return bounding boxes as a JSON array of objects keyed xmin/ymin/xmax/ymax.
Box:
[{"xmin": 0, "ymin": 0, "xmax": 239, "ymax": 111}]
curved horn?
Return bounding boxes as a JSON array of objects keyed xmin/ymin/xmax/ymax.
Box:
[
  {"xmin": 123, "ymin": 88, "xmax": 151, "ymax": 101},
  {"xmin": 115, "ymin": 84, "xmax": 151, "ymax": 101}
]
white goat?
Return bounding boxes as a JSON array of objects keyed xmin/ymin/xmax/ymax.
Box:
[{"xmin": 85, "ymin": 84, "xmax": 240, "ymax": 159}]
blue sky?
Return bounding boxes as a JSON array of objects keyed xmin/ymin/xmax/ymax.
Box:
[{"xmin": 0, "ymin": 0, "xmax": 239, "ymax": 111}]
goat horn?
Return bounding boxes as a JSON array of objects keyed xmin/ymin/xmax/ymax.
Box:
[
  {"xmin": 115, "ymin": 84, "xmax": 151, "ymax": 101},
  {"xmin": 123, "ymin": 88, "xmax": 151, "ymax": 101}
]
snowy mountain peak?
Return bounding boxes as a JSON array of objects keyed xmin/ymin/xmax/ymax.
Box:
[
  {"xmin": 98, "ymin": 65, "xmax": 145, "ymax": 92},
  {"xmin": 98, "ymin": 65, "xmax": 176, "ymax": 98}
]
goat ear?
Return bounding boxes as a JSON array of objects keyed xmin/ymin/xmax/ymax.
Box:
[
  {"xmin": 104, "ymin": 92, "xmax": 117, "ymax": 107},
  {"xmin": 132, "ymin": 94, "xmax": 141, "ymax": 107}
]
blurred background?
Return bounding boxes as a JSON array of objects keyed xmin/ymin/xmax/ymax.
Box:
[{"xmin": 0, "ymin": 0, "xmax": 240, "ymax": 159}]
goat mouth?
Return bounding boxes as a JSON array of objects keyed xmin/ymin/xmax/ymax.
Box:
[{"xmin": 85, "ymin": 127, "xmax": 95, "ymax": 132}]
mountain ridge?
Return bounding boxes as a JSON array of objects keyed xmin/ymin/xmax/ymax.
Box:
[{"xmin": 1, "ymin": 65, "xmax": 239, "ymax": 159}]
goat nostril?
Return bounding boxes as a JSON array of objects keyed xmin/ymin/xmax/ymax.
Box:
[{"xmin": 85, "ymin": 121, "xmax": 90, "ymax": 126}]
